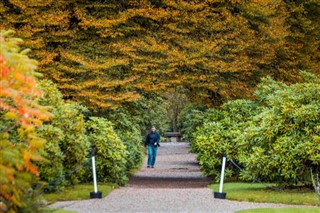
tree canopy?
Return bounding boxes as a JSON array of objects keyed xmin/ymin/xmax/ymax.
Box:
[{"xmin": 1, "ymin": 0, "xmax": 319, "ymax": 109}]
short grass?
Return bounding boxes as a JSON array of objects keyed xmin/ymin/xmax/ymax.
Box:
[
  {"xmin": 42, "ymin": 208, "xmax": 77, "ymax": 213},
  {"xmin": 209, "ymin": 182, "xmax": 319, "ymax": 206},
  {"xmin": 236, "ymin": 207, "xmax": 320, "ymax": 213},
  {"xmin": 43, "ymin": 183, "xmax": 116, "ymax": 204}
]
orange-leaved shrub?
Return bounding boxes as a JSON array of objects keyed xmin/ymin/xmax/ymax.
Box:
[{"xmin": 0, "ymin": 30, "xmax": 50, "ymax": 212}]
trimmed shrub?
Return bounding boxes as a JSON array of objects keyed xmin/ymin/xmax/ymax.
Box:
[
  {"xmin": 237, "ymin": 73, "xmax": 320, "ymax": 185},
  {"xmin": 86, "ymin": 117, "xmax": 129, "ymax": 185},
  {"xmin": 37, "ymin": 80, "xmax": 89, "ymax": 190},
  {"xmin": 192, "ymin": 100, "xmax": 259, "ymax": 180},
  {"xmin": 190, "ymin": 71, "xmax": 319, "ymax": 186},
  {"xmin": 105, "ymin": 110, "xmax": 144, "ymax": 172}
]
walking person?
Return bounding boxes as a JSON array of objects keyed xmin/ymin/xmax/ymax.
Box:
[{"xmin": 144, "ymin": 126, "xmax": 160, "ymax": 168}]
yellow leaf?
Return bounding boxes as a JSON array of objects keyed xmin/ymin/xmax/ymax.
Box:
[
  {"xmin": 4, "ymin": 112, "xmax": 19, "ymax": 120},
  {"xmin": 29, "ymin": 138, "xmax": 45, "ymax": 149}
]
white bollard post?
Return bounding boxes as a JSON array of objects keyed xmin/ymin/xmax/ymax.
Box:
[
  {"xmin": 92, "ymin": 155, "xmax": 98, "ymax": 193},
  {"xmin": 214, "ymin": 153, "xmax": 227, "ymax": 199},
  {"xmin": 219, "ymin": 154, "xmax": 226, "ymax": 193},
  {"xmin": 90, "ymin": 153, "xmax": 102, "ymax": 199}
]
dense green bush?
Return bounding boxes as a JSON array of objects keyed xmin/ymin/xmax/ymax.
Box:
[
  {"xmin": 192, "ymin": 100, "xmax": 259, "ymax": 179},
  {"xmin": 37, "ymin": 80, "xmax": 146, "ymax": 190},
  {"xmin": 177, "ymin": 105, "xmax": 207, "ymax": 143},
  {"xmin": 37, "ymin": 125, "xmax": 65, "ymax": 192},
  {"xmin": 121, "ymin": 127, "xmax": 144, "ymax": 171},
  {"xmin": 189, "ymin": 71, "xmax": 319, "ymax": 186},
  {"xmin": 86, "ymin": 117, "xmax": 129, "ymax": 185},
  {"xmin": 53, "ymin": 103, "xmax": 89, "ymax": 185},
  {"xmin": 237, "ymin": 73, "xmax": 320, "ymax": 185},
  {"xmin": 37, "ymin": 80, "xmax": 89, "ymax": 190},
  {"xmin": 106, "ymin": 110, "xmax": 143, "ymax": 172}
]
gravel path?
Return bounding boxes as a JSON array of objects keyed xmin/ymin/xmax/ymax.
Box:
[{"xmin": 50, "ymin": 142, "xmax": 317, "ymax": 213}]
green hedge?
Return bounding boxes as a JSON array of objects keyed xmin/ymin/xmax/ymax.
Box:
[
  {"xmin": 192, "ymin": 100, "xmax": 259, "ymax": 180},
  {"xmin": 105, "ymin": 110, "xmax": 144, "ymax": 172},
  {"xmin": 85, "ymin": 117, "xmax": 129, "ymax": 185},
  {"xmin": 37, "ymin": 80, "xmax": 89, "ymax": 191},
  {"xmin": 187, "ymin": 71, "xmax": 320, "ymax": 186},
  {"xmin": 236, "ymin": 72, "xmax": 320, "ymax": 185}
]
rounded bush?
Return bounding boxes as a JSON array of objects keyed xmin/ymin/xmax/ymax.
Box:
[
  {"xmin": 86, "ymin": 117, "xmax": 129, "ymax": 185},
  {"xmin": 237, "ymin": 76, "xmax": 320, "ymax": 185},
  {"xmin": 37, "ymin": 80, "xmax": 89, "ymax": 189},
  {"xmin": 192, "ymin": 100, "xmax": 258, "ymax": 180}
]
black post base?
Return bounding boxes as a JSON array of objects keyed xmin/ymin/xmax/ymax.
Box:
[
  {"xmin": 90, "ymin": 191, "xmax": 102, "ymax": 199},
  {"xmin": 214, "ymin": 192, "xmax": 226, "ymax": 199}
]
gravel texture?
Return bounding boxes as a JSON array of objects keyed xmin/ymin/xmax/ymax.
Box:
[{"xmin": 50, "ymin": 142, "xmax": 317, "ymax": 213}]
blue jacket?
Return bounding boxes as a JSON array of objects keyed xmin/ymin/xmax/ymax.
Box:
[{"xmin": 145, "ymin": 131, "xmax": 160, "ymax": 147}]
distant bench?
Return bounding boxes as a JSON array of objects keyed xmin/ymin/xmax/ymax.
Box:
[{"xmin": 164, "ymin": 132, "xmax": 181, "ymax": 142}]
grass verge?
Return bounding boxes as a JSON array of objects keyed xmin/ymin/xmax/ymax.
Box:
[
  {"xmin": 43, "ymin": 183, "xmax": 116, "ymax": 204},
  {"xmin": 209, "ymin": 182, "xmax": 319, "ymax": 206},
  {"xmin": 42, "ymin": 208, "xmax": 77, "ymax": 213},
  {"xmin": 235, "ymin": 207, "xmax": 320, "ymax": 213}
]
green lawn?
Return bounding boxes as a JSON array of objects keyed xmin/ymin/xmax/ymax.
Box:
[
  {"xmin": 43, "ymin": 183, "xmax": 116, "ymax": 204},
  {"xmin": 236, "ymin": 207, "xmax": 320, "ymax": 213},
  {"xmin": 209, "ymin": 182, "xmax": 319, "ymax": 206}
]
